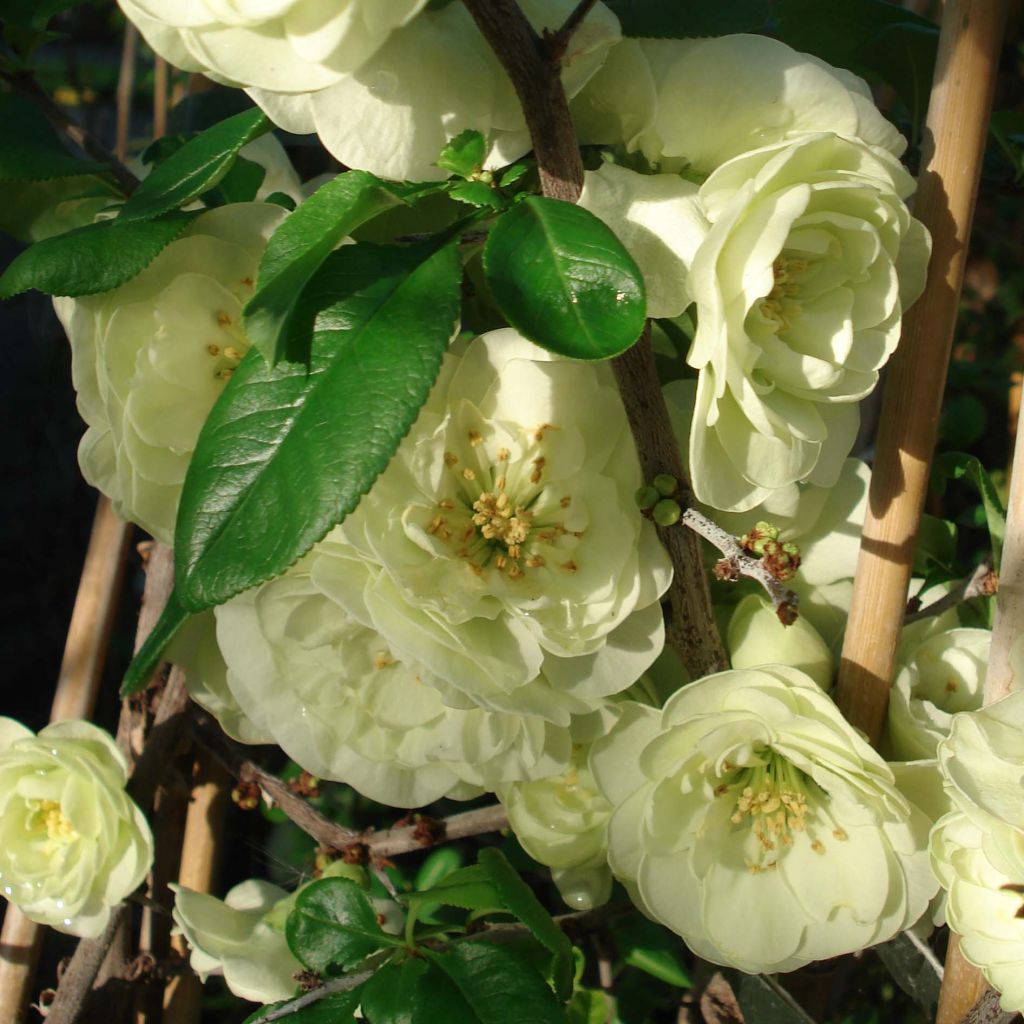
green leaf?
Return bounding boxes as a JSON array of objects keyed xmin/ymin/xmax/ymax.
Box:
[
  {"xmin": 437, "ymin": 129, "xmax": 486, "ymax": 178},
  {"xmin": 912, "ymin": 513, "xmax": 957, "ymax": 576},
  {"xmin": 243, "ymin": 170, "xmax": 404, "ymax": 364},
  {"xmin": 567, "ymin": 989, "xmax": 613, "ymax": 1024},
  {"xmin": 990, "ymin": 110, "xmax": 1024, "ymax": 183},
  {"xmin": 448, "ymin": 180, "xmax": 505, "ymax": 210},
  {"xmin": 175, "ymin": 239, "xmax": 461, "ymax": 610},
  {"xmin": 405, "ymin": 865, "xmax": 502, "ymax": 932},
  {"xmin": 425, "ymin": 941, "xmax": 567, "ymax": 1024},
  {"xmin": 933, "ymin": 452, "xmax": 1007, "ymax": 564},
  {"xmin": 0, "ymin": 94, "xmax": 107, "ymax": 182},
  {"xmin": 610, "ymin": 915, "xmax": 690, "ymax": 989},
  {"xmin": 775, "ymin": 0, "xmax": 938, "ymax": 133},
  {"xmin": 244, "ymin": 989, "xmax": 363, "ymax": 1024},
  {"xmin": 118, "ymin": 107, "xmax": 270, "ymax": 223},
  {"xmin": 0, "ymin": 213, "xmax": 194, "ymax": 298},
  {"xmin": 727, "ymin": 971, "xmax": 817, "ymax": 1024},
  {"xmin": 479, "ymin": 849, "xmax": 573, "ymax": 1000},
  {"xmin": 362, "ymin": 960, "xmax": 474, "ymax": 1024},
  {"xmin": 120, "ymin": 592, "xmax": 191, "ymax": 696},
  {"xmin": 414, "ymin": 848, "xmax": 464, "ymax": 892},
  {"xmin": 602, "ymin": 0, "xmax": 769, "ymax": 36},
  {"xmin": 205, "ymin": 154, "xmax": 266, "ymax": 206},
  {"xmin": 483, "ymin": 196, "xmax": 646, "ymax": 360},
  {"xmin": 286, "ymin": 878, "xmax": 397, "ymax": 974}
]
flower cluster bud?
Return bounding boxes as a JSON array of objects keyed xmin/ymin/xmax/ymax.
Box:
[
  {"xmin": 762, "ymin": 539, "xmax": 802, "ymax": 582},
  {"xmin": 739, "ymin": 521, "xmax": 780, "ymax": 556}
]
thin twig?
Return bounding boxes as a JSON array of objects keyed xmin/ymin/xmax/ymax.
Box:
[
  {"xmin": 0, "ymin": 69, "xmax": 140, "ymax": 194},
  {"xmin": 462, "ymin": 0, "xmax": 726, "ymax": 677},
  {"xmin": 961, "ymin": 987, "xmax": 1020, "ymax": 1024},
  {"xmin": 189, "ymin": 710, "xmax": 510, "ymax": 857},
  {"xmin": 904, "ymin": 559, "xmax": 997, "ymax": 624},
  {"xmin": 681, "ymin": 508, "xmax": 799, "ymax": 622},
  {"xmin": 545, "ymin": 0, "xmax": 600, "ymax": 59}
]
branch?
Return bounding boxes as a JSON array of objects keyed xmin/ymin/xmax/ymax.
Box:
[
  {"xmin": 1, "ymin": 69, "xmax": 140, "ymax": 195},
  {"xmin": 904, "ymin": 559, "xmax": 997, "ymax": 625},
  {"xmin": 190, "ymin": 710, "xmax": 509, "ymax": 858},
  {"xmin": 545, "ymin": 0, "xmax": 600, "ymax": 60},
  {"xmin": 681, "ymin": 508, "xmax": 799, "ymax": 623},
  {"xmin": 461, "ymin": 0, "xmax": 728, "ymax": 677}
]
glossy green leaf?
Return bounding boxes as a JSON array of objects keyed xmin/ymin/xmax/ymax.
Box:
[
  {"xmin": 912, "ymin": 513, "xmax": 958, "ymax": 576},
  {"xmin": 242, "ymin": 170, "xmax": 403, "ymax": 364},
  {"xmin": 602, "ymin": 0, "xmax": 769, "ymax": 37},
  {"xmin": 286, "ymin": 878, "xmax": 396, "ymax": 973},
  {"xmin": 405, "ymin": 865, "xmax": 501, "ymax": 933},
  {"xmin": 120, "ymin": 591, "xmax": 191, "ymax": 696},
  {"xmin": 362, "ymin": 960, "xmax": 473, "ymax": 1024},
  {"xmin": 567, "ymin": 989, "xmax": 612, "ymax": 1024},
  {"xmin": 483, "ymin": 195, "xmax": 646, "ymax": 360},
  {"xmin": 933, "ymin": 452, "xmax": 1007, "ymax": 564},
  {"xmin": 448, "ymin": 180, "xmax": 505, "ymax": 210},
  {"xmin": 610, "ymin": 915, "xmax": 691, "ymax": 989},
  {"xmin": 414, "ymin": 848, "xmax": 464, "ymax": 893},
  {"xmin": 0, "ymin": 93, "xmax": 107, "ymax": 182},
  {"xmin": 206, "ymin": 154, "xmax": 266, "ymax": 206},
  {"xmin": 118, "ymin": 107, "xmax": 270, "ymax": 223},
  {"xmin": 437, "ymin": 129, "xmax": 486, "ymax": 178},
  {"xmin": 425, "ymin": 941, "xmax": 567, "ymax": 1024},
  {"xmin": 175, "ymin": 239, "xmax": 461, "ymax": 610},
  {"xmin": 0, "ymin": 213, "xmax": 194, "ymax": 298},
  {"xmin": 479, "ymin": 849, "xmax": 573, "ymax": 1000},
  {"xmin": 244, "ymin": 989, "xmax": 363, "ymax": 1024}
]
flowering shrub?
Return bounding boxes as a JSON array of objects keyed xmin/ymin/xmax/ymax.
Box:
[{"xmin": 0, "ymin": 719, "xmax": 153, "ymax": 938}]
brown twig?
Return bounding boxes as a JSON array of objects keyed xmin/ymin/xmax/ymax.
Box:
[
  {"xmin": 544, "ymin": 0, "xmax": 600, "ymax": 59},
  {"xmin": 462, "ymin": 0, "xmax": 727, "ymax": 678},
  {"xmin": 903, "ymin": 559, "xmax": 997, "ymax": 625},
  {"xmin": 189, "ymin": 710, "xmax": 510, "ymax": 858},
  {"xmin": 1, "ymin": 69, "xmax": 140, "ymax": 195},
  {"xmin": 115, "ymin": 25, "xmax": 138, "ymax": 161}
]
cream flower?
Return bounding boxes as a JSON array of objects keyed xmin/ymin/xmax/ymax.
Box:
[
  {"xmin": 930, "ymin": 692, "xmax": 1024, "ymax": 1013},
  {"xmin": 117, "ymin": 0, "xmax": 427, "ymax": 93},
  {"xmin": 0, "ymin": 719, "xmax": 153, "ymax": 938},
  {"xmin": 247, "ymin": 1, "xmax": 620, "ymax": 181},
  {"xmin": 886, "ymin": 627, "xmax": 990, "ymax": 761},
  {"xmin": 57, "ymin": 203, "xmax": 286, "ymax": 543},
  {"xmin": 572, "ymin": 34, "xmax": 906, "ymax": 172},
  {"xmin": 171, "ymin": 879, "xmax": 302, "ymax": 1003},
  {"xmin": 499, "ymin": 745, "xmax": 613, "ymax": 911},
  {"xmin": 205, "ymin": 551, "xmax": 574, "ymax": 808},
  {"xmin": 315, "ymin": 329, "xmax": 671, "ymax": 719},
  {"xmin": 590, "ymin": 669, "xmax": 936, "ymax": 973}
]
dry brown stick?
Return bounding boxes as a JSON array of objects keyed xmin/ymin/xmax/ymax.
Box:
[
  {"xmin": 0, "ymin": 70, "xmax": 139, "ymax": 195},
  {"xmin": 153, "ymin": 58, "xmax": 169, "ymax": 141},
  {"xmin": 115, "ymin": 25, "xmax": 138, "ymax": 161},
  {"xmin": 835, "ymin": 0, "xmax": 1006, "ymax": 748},
  {"xmin": 903, "ymin": 558, "xmax": 997, "ymax": 625},
  {"xmin": 462, "ymin": 0, "xmax": 727, "ymax": 677},
  {"xmin": 161, "ymin": 749, "xmax": 230, "ymax": 1024},
  {"xmin": 0, "ymin": 499, "xmax": 131, "ymax": 1024}
]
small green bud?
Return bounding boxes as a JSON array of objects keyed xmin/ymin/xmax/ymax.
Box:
[
  {"xmin": 653, "ymin": 499, "xmax": 682, "ymax": 527},
  {"xmin": 740, "ymin": 520, "xmax": 781, "ymax": 556},
  {"xmin": 653, "ymin": 473, "xmax": 678, "ymax": 497},
  {"xmin": 635, "ymin": 485, "xmax": 660, "ymax": 510}
]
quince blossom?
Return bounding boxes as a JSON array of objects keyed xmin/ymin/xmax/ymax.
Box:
[
  {"xmin": 0, "ymin": 719, "xmax": 153, "ymax": 938},
  {"xmin": 590, "ymin": 668, "xmax": 936, "ymax": 973}
]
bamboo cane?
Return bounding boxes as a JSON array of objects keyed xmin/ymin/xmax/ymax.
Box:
[
  {"xmin": 0, "ymin": 499, "xmax": 131, "ymax": 1024},
  {"xmin": 835, "ymin": 0, "xmax": 1006, "ymax": 745},
  {"xmin": 161, "ymin": 750, "xmax": 231, "ymax": 1024}
]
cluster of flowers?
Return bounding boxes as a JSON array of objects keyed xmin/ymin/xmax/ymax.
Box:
[{"xmin": 3, "ymin": 0, "xmax": 1021, "ymax": 1015}]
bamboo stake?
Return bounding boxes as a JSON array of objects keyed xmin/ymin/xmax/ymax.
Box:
[
  {"xmin": 0, "ymin": 499, "xmax": 131, "ymax": 1024},
  {"xmin": 835, "ymin": 0, "xmax": 1006, "ymax": 745},
  {"xmin": 161, "ymin": 751, "xmax": 230, "ymax": 1024},
  {"xmin": 115, "ymin": 26, "xmax": 138, "ymax": 161},
  {"xmin": 152, "ymin": 58, "xmax": 168, "ymax": 140}
]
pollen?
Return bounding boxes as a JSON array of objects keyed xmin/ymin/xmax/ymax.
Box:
[
  {"xmin": 444, "ymin": 452, "xmax": 458, "ymax": 467},
  {"xmin": 373, "ymin": 653, "xmax": 394, "ymax": 669},
  {"xmin": 216, "ymin": 311, "xmax": 232, "ymax": 326},
  {"xmin": 207, "ymin": 343, "xmax": 221, "ymax": 356},
  {"xmin": 468, "ymin": 430, "xmax": 483, "ymax": 446},
  {"xmin": 462, "ymin": 468, "xmax": 476, "ymax": 481},
  {"xmin": 560, "ymin": 496, "xmax": 572, "ymax": 508},
  {"xmin": 496, "ymin": 448, "xmax": 510, "ymax": 462},
  {"xmin": 530, "ymin": 457, "xmax": 546, "ymax": 485}
]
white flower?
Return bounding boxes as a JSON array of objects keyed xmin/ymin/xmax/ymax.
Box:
[
  {"xmin": 117, "ymin": 0, "xmax": 428, "ymax": 93},
  {"xmin": 572, "ymin": 34, "xmax": 907, "ymax": 173},
  {"xmin": 247, "ymin": 1, "xmax": 620, "ymax": 181},
  {"xmin": 590, "ymin": 668, "xmax": 936, "ymax": 973},
  {"xmin": 930, "ymin": 693, "xmax": 1024, "ymax": 1013},
  {"xmin": 204, "ymin": 552, "xmax": 575, "ymax": 808},
  {"xmin": 171, "ymin": 879, "xmax": 301, "ymax": 1003},
  {"xmin": 0, "ymin": 719, "xmax": 153, "ymax": 938},
  {"xmin": 886, "ymin": 627, "xmax": 990, "ymax": 760},
  {"xmin": 57, "ymin": 202, "xmax": 286, "ymax": 543},
  {"xmin": 586, "ymin": 133, "xmax": 929, "ymax": 512},
  {"xmin": 499, "ymin": 745, "xmax": 613, "ymax": 911},
  {"xmin": 317, "ymin": 328, "xmax": 671, "ymax": 719}
]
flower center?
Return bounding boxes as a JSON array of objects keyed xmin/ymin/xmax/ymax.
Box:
[
  {"xmin": 756, "ymin": 255, "xmax": 806, "ymax": 333},
  {"xmin": 421, "ymin": 425, "xmax": 582, "ymax": 580},
  {"xmin": 206, "ymin": 301, "xmax": 253, "ymax": 381},
  {"xmin": 715, "ymin": 753, "xmax": 843, "ymax": 873},
  {"xmin": 26, "ymin": 799, "xmax": 77, "ymax": 846}
]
